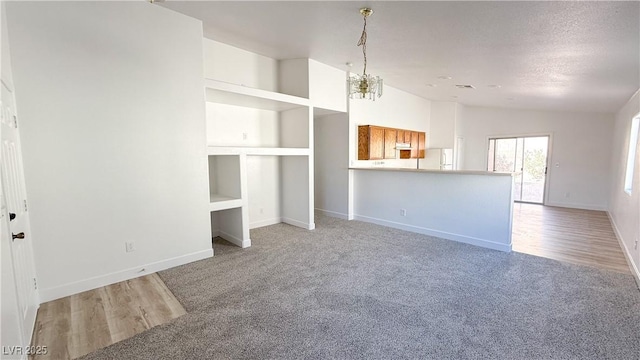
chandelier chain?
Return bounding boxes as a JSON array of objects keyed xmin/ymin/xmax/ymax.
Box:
[
  {"xmin": 348, "ymin": 8, "xmax": 382, "ymax": 100},
  {"xmin": 357, "ymin": 15, "xmax": 368, "ymax": 76}
]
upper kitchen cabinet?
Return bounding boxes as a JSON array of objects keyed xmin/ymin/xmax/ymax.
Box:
[
  {"xmin": 358, "ymin": 125, "xmax": 385, "ymax": 160},
  {"xmin": 409, "ymin": 131, "xmax": 427, "ymax": 158},
  {"xmin": 279, "ymin": 59, "xmax": 347, "ymax": 114},
  {"xmin": 418, "ymin": 132, "xmax": 426, "ymax": 158},
  {"xmin": 410, "ymin": 131, "xmax": 419, "ymax": 158},
  {"xmin": 384, "ymin": 128, "xmax": 397, "ymax": 159},
  {"xmin": 358, "ymin": 125, "xmax": 426, "ymax": 160},
  {"xmin": 404, "ymin": 131, "xmax": 412, "ymax": 144}
]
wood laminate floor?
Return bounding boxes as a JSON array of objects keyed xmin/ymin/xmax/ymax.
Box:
[
  {"xmin": 512, "ymin": 203, "xmax": 631, "ymax": 274},
  {"xmin": 29, "ymin": 273, "xmax": 186, "ymax": 360}
]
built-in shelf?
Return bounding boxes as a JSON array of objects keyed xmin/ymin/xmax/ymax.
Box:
[
  {"xmin": 204, "ymin": 79, "xmax": 310, "ymax": 111},
  {"xmin": 204, "ymin": 69, "xmax": 317, "ymax": 249},
  {"xmin": 207, "ymin": 146, "xmax": 310, "ymax": 156},
  {"xmin": 209, "ymin": 194, "xmax": 243, "ymax": 212}
]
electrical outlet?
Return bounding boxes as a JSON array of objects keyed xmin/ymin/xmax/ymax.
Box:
[
  {"xmin": 564, "ymin": 192, "xmax": 570, "ymax": 198},
  {"xmin": 260, "ymin": 208, "xmax": 264, "ymax": 214},
  {"xmin": 242, "ymin": 132, "xmax": 248, "ymax": 140},
  {"xmin": 125, "ymin": 242, "xmax": 135, "ymax": 253},
  {"xmin": 635, "ymin": 239, "xmax": 638, "ymax": 250},
  {"xmin": 400, "ymin": 209, "xmax": 407, "ymax": 216}
]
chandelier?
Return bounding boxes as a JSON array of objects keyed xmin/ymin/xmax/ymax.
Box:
[{"xmin": 348, "ymin": 8, "xmax": 383, "ymax": 100}]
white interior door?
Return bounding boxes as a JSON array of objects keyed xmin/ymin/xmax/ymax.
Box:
[
  {"xmin": 0, "ymin": 79, "xmax": 39, "ymax": 350},
  {"xmin": 1, "ymin": 192, "xmax": 25, "ymax": 358}
]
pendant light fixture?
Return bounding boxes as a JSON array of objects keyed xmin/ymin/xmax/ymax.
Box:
[{"xmin": 348, "ymin": 7, "xmax": 383, "ymax": 100}]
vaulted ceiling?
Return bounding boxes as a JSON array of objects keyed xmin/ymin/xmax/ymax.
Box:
[{"xmin": 161, "ymin": 1, "xmax": 640, "ymax": 113}]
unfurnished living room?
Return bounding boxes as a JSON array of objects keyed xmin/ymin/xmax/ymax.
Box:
[{"xmin": 1, "ymin": 1, "xmax": 639, "ymax": 359}]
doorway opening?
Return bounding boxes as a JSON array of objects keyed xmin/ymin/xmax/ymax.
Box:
[{"xmin": 488, "ymin": 136, "xmax": 549, "ymax": 204}]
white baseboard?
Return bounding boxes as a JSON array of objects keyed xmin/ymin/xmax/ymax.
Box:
[
  {"xmin": 250, "ymin": 217, "xmax": 282, "ymax": 229},
  {"xmin": 39, "ymin": 249, "xmax": 214, "ymax": 303},
  {"xmin": 250, "ymin": 217, "xmax": 315, "ymax": 230},
  {"xmin": 545, "ymin": 201, "xmax": 607, "ymax": 212},
  {"xmin": 314, "ymin": 208, "xmax": 349, "ymax": 220},
  {"xmin": 353, "ymin": 214, "xmax": 512, "ymax": 252},
  {"xmin": 607, "ymin": 212, "xmax": 640, "ymax": 288},
  {"xmin": 282, "ymin": 217, "xmax": 315, "ymax": 230},
  {"xmin": 219, "ymin": 230, "xmax": 251, "ymax": 248}
]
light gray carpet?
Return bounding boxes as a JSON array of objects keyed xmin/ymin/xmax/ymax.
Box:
[{"xmin": 81, "ymin": 215, "xmax": 640, "ymax": 359}]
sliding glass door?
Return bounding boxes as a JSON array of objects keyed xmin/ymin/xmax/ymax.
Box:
[{"xmin": 488, "ymin": 136, "xmax": 549, "ymax": 204}]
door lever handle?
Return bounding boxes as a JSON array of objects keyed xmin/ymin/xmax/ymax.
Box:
[
  {"xmin": 9, "ymin": 213, "xmax": 16, "ymax": 221},
  {"xmin": 12, "ymin": 232, "xmax": 24, "ymax": 240}
]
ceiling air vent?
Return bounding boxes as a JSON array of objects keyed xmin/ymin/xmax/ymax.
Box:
[{"xmin": 455, "ymin": 84, "xmax": 475, "ymax": 89}]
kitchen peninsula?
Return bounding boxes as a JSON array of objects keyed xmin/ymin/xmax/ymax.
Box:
[{"xmin": 350, "ymin": 167, "xmax": 515, "ymax": 252}]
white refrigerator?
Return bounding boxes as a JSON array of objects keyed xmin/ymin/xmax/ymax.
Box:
[{"xmin": 423, "ymin": 148, "xmax": 453, "ymax": 170}]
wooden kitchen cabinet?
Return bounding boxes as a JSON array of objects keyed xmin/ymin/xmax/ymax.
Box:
[
  {"xmin": 410, "ymin": 131, "xmax": 419, "ymax": 158},
  {"xmin": 384, "ymin": 128, "xmax": 397, "ymax": 159},
  {"xmin": 404, "ymin": 131, "xmax": 412, "ymax": 144},
  {"xmin": 358, "ymin": 125, "xmax": 385, "ymax": 160},
  {"xmin": 418, "ymin": 132, "xmax": 426, "ymax": 158},
  {"xmin": 359, "ymin": 125, "xmax": 426, "ymax": 160}
]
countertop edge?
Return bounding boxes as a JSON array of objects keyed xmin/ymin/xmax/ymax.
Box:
[{"xmin": 348, "ymin": 167, "xmax": 516, "ymax": 177}]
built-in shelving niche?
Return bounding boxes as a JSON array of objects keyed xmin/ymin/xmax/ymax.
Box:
[
  {"xmin": 208, "ymin": 155, "xmax": 242, "ymax": 212},
  {"xmin": 206, "ymin": 79, "xmax": 314, "ymax": 249}
]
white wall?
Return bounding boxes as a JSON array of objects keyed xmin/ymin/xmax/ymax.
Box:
[
  {"xmin": 429, "ymin": 101, "xmax": 457, "ymax": 149},
  {"xmin": 247, "ymin": 156, "xmax": 281, "ymax": 228},
  {"xmin": 6, "ymin": 2, "xmax": 212, "ymax": 301},
  {"xmin": 279, "ymin": 58, "xmax": 347, "ymax": 113},
  {"xmin": 279, "ymin": 58, "xmax": 309, "ymax": 99},
  {"xmin": 204, "ymin": 39, "xmax": 278, "ymax": 92},
  {"xmin": 349, "ymin": 84, "xmax": 431, "ymax": 169},
  {"xmin": 314, "ymin": 113, "xmax": 349, "ymax": 218},
  {"xmin": 459, "ymin": 106, "xmax": 614, "ymax": 210},
  {"xmin": 354, "ymin": 169, "xmax": 514, "ymax": 252},
  {"xmin": 608, "ymin": 89, "xmax": 640, "ymax": 283},
  {"xmin": 308, "ymin": 59, "xmax": 347, "ymax": 113},
  {"xmin": 206, "ymin": 103, "xmax": 280, "ymax": 147}
]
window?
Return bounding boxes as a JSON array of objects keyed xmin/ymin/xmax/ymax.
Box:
[{"xmin": 624, "ymin": 114, "xmax": 640, "ymax": 194}]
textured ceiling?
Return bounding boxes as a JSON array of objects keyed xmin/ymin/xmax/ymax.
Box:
[{"xmin": 161, "ymin": 1, "xmax": 640, "ymax": 113}]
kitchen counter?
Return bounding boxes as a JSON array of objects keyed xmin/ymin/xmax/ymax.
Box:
[
  {"xmin": 349, "ymin": 167, "xmax": 515, "ymax": 177},
  {"xmin": 350, "ymin": 166, "xmax": 514, "ymax": 252}
]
